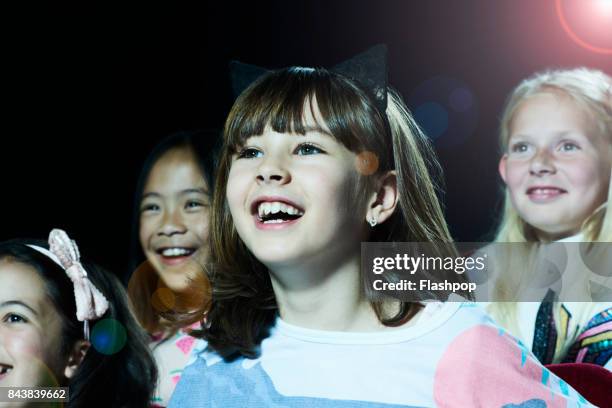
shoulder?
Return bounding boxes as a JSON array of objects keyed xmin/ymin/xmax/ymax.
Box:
[
  {"xmin": 168, "ymin": 339, "xmax": 230, "ymax": 407},
  {"xmin": 432, "ymin": 303, "xmax": 590, "ymax": 406},
  {"xmin": 149, "ymin": 329, "xmax": 204, "ymax": 406}
]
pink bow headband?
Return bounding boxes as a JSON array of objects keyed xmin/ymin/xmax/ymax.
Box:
[{"xmin": 27, "ymin": 229, "xmax": 109, "ymax": 341}]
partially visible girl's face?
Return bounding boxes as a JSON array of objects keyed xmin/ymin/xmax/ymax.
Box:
[
  {"xmin": 499, "ymin": 92, "xmax": 611, "ymax": 240},
  {"xmin": 0, "ymin": 259, "xmax": 67, "ymax": 390},
  {"xmin": 139, "ymin": 146, "xmax": 211, "ymax": 292},
  {"xmin": 226, "ymin": 100, "xmax": 367, "ymax": 274}
]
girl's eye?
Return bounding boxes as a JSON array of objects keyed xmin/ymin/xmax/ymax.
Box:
[
  {"xmin": 559, "ymin": 142, "xmax": 580, "ymax": 152},
  {"xmin": 140, "ymin": 203, "xmax": 160, "ymax": 213},
  {"xmin": 510, "ymin": 142, "xmax": 530, "ymax": 154},
  {"xmin": 3, "ymin": 313, "xmax": 27, "ymax": 324},
  {"xmin": 185, "ymin": 201, "xmax": 206, "ymax": 210},
  {"xmin": 237, "ymin": 147, "xmax": 263, "ymax": 159},
  {"xmin": 295, "ymin": 143, "xmax": 325, "ymax": 156}
]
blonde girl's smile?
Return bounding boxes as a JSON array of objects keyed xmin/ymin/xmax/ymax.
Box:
[
  {"xmin": 499, "ymin": 91, "xmax": 611, "ymax": 238},
  {"xmin": 525, "ymin": 185, "xmax": 567, "ymax": 203}
]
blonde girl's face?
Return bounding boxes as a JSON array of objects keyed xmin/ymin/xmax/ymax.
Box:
[
  {"xmin": 499, "ymin": 91, "xmax": 611, "ymax": 240},
  {"xmin": 226, "ymin": 100, "xmax": 368, "ymax": 273},
  {"xmin": 0, "ymin": 259, "xmax": 67, "ymax": 390},
  {"xmin": 139, "ymin": 147, "xmax": 211, "ymax": 292}
]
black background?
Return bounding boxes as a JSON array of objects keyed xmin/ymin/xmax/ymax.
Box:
[{"xmin": 2, "ymin": 1, "xmax": 611, "ymax": 276}]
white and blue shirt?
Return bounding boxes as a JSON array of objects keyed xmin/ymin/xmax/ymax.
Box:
[{"xmin": 169, "ymin": 302, "xmax": 590, "ymax": 407}]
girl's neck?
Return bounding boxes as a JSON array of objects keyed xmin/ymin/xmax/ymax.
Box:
[
  {"xmin": 554, "ymin": 232, "xmax": 585, "ymax": 243},
  {"xmin": 536, "ymin": 228, "xmax": 583, "ymax": 242},
  {"xmin": 268, "ymin": 255, "xmax": 381, "ymax": 332}
]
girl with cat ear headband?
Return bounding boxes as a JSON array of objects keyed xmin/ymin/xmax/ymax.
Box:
[{"xmin": 169, "ymin": 46, "xmax": 590, "ymax": 407}]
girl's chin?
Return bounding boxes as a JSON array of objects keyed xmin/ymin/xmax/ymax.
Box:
[{"xmin": 158, "ymin": 275, "xmax": 193, "ymax": 293}]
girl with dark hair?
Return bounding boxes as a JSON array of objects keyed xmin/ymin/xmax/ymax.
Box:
[
  {"xmin": 0, "ymin": 230, "xmax": 156, "ymax": 407},
  {"xmin": 127, "ymin": 130, "xmax": 219, "ymax": 406},
  {"xmin": 169, "ymin": 48, "xmax": 590, "ymax": 406}
]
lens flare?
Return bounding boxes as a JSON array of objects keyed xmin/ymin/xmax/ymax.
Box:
[
  {"xmin": 414, "ymin": 102, "xmax": 448, "ymax": 140},
  {"xmin": 355, "ymin": 151, "xmax": 380, "ymax": 175},
  {"xmin": 408, "ymin": 77, "xmax": 478, "ymax": 148},
  {"xmin": 152, "ymin": 287, "xmax": 176, "ymax": 312},
  {"xmin": 556, "ymin": 0, "xmax": 612, "ymax": 54},
  {"xmin": 595, "ymin": 0, "xmax": 612, "ymax": 14},
  {"xmin": 91, "ymin": 318, "xmax": 128, "ymax": 355}
]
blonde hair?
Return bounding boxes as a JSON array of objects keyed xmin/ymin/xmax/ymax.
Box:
[
  {"xmin": 496, "ymin": 67, "xmax": 612, "ymax": 243},
  {"xmin": 490, "ymin": 68, "xmax": 612, "ymax": 353}
]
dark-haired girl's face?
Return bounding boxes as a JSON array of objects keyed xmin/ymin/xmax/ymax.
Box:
[
  {"xmin": 0, "ymin": 259, "xmax": 68, "ymax": 390},
  {"xmin": 226, "ymin": 101, "xmax": 367, "ymax": 275},
  {"xmin": 139, "ymin": 146, "xmax": 211, "ymax": 292}
]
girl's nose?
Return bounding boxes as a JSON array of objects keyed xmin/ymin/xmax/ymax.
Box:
[
  {"xmin": 256, "ymin": 156, "xmax": 291, "ymax": 185},
  {"xmin": 529, "ymin": 149, "xmax": 556, "ymax": 176},
  {"xmin": 157, "ymin": 209, "xmax": 187, "ymax": 237}
]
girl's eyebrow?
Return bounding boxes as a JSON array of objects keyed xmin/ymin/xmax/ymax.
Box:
[
  {"xmin": 511, "ymin": 130, "xmax": 578, "ymax": 139},
  {"xmin": 142, "ymin": 189, "xmax": 210, "ymax": 200},
  {"xmin": 508, "ymin": 132, "xmax": 532, "ymax": 140},
  {"xmin": 179, "ymin": 188, "xmax": 209, "ymax": 196},
  {"xmin": 0, "ymin": 300, "xmax": 38, "ymax": 316},
  {"xmin": 141, "ymin": 192, "xmax": 161, "ymax": 199},
  {"xmin": 302, "ymin": 125, "xmax": 332, "ymax": 137}
]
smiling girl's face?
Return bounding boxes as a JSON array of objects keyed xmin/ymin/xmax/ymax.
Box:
[
  {"xmin": 499, "ymin": 91, "xmax": 611, "ymax": 240},
  {"xmin": 0, "ymin": 258, "xmax": 67, "ymax": 389},
  {"xmin": 226, "ymin": 100, "xmax": 368, "ymax": 274},
  {"xmin": 139, "ymin": 146, "xmax": 211, "ymax": 292}
]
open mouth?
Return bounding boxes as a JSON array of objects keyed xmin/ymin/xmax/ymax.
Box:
[
  {"xmin": 0, "ymin": 363, "xmax": 13, "ymax": 380},
  {"xmin": 254, "ymin": 201, "xmax": 304, "ymax": 225},
  {"xmin": 155, "ymin": 247, "xmax": 197, "ymax": 265},
  {"xmin": 526, "ymin": 187, "xmax": 567, "ymax": 202}
]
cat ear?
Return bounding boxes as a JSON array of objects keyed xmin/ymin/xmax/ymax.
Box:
[
  {"xmin": 229, "ymin": 60, "xmax": 270, "ymax": 99},
  {"xmin": 332, "ymin": 44, "xmax": 388, "ymax": 111},
  {"xmin": 229, "ymin": 44, "xmax": 388, "ymax": 111}
]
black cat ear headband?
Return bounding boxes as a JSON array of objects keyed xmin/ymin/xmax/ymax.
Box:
[{"xmin": 229, "ymin": 44, "xmax": 388, "ymax": 111}]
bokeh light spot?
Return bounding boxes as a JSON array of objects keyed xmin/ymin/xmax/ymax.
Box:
[
  {"xmin": 414, "ymin": 102, "xmax": 449, "ymax": 140},
  {"xmin": 152, "ymin": 287, "xmax": 176, "ymax": 312},
  {"xmin": 355, "ymin": 151, "xmax": 379, "ymax": 175},
  {"xmin": 91, "ymin": 318, "xmax": 127, "ymax": 355},
  {"xmin": 408, "ymin": 76, "xmax": 479, "ymax": 147},
  {"xmin": 449, "ymin": 88, "xmax": 473, "ymax": 113}
]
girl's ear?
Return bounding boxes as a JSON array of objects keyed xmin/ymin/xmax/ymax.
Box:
[
  {"xmin": 366, "ymin": 170, "xmax": 398, "ymax": 225},
  {"xmin": 64, "ymin": 340, "xmax": 91, "ymax": 379},
  {"xmin": 499, "ymin": 154, "xmax": 508, "ymax": 184}
]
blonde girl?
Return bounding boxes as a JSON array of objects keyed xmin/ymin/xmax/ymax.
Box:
[{"xmin": 491, "ymin": 67, "xmax": 612, "ymax": 368}]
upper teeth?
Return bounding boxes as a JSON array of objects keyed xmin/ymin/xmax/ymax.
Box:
[
  {"xmin": 161, "ymin": 248, "xmax": 192, "ymax": 257},
  {"xmin": 258, "ymin": 201, "xmax": 303, "ymax": 218},
  {"xmin": 530, "ymin": 188, "xmax": 560, "ymax": 193}
]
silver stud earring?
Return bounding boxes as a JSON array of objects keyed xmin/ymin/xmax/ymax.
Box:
[{"xmin": 368, "ymin": 217, "xmax": 377, "ymax": 227}]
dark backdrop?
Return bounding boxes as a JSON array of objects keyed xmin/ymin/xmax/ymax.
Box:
[{"xmin": 2, "ymin": 1, "xmax": 611, "ymax": 276}]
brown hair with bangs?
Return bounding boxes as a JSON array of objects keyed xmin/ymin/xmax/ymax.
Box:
[{"xmin": 190, "ymin": 67, "xmax": 467, "ymax": 358}]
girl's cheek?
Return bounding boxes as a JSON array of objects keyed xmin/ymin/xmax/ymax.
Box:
[
  {"xmin": 6, "ymin": 330, "xmax": 45, "ymax": 358},
  {"xmin": 227, "ymin": 170, "xmax": 252, "ymax": 208},
  {"xmin": 504, "ymin": 161, "xmax": 528, "ymax": 189}
]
